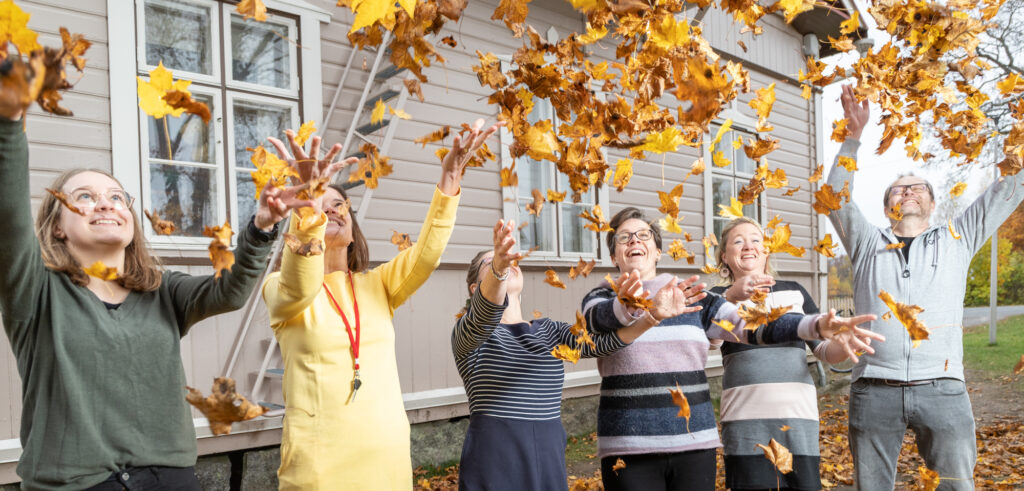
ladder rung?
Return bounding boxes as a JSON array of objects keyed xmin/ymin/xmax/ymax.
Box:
[
  {"xmin": 374, "ymin": 64, "xmax": 407, "ymax": 81},
  {"xmin": 356, "ymin": 119, "xmax": 391, "ymax": 136},
  {"xmin": 342, "ymin": 179, "xmax": 365, "ymax": 190},
  {"xmin": 259, "ymin": 401, "xmax": 285, "ymax": 418},
  {"xmin": 364, "ymin": 88, "xmax": 401, "ymax": 109},
  {"xmin": 347, "ymin": 151, "xmax": 366, "ymax": 160},
  {"xmin": 265, "ymin": 368, "xmax": 284, "ymax": 378}
]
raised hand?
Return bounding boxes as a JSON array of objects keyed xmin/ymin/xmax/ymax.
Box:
[
  {"xmin": 267, "ymin": 131, "xmax": 355, "ymax": 188},
  {"xmin": 816, "ymin": 309, "xmax": 884, "ymax": 363},
  {"xmin": 438, "ymin": 119, "xmax": 504, "ymax": 195},
  {"xmin": 650, "ymin": 275, "xmax": 707, "ymax": 321},
  {"xmin": 840, "ymin": 84, "xmax": 870, "ymax": 141},
  {"xmin": 254, "ymin": 182, "xmax": 313, "ymax": 231},
  {"xmin": 724, "ymin": 273, "xmax": 775, "ymax": 302},
  {"xmin": 490, "ymin": 219, "xmax": 522, "ymax": 276}
]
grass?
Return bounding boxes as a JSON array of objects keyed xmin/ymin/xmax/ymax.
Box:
[
  {"xmin": 413, "ymin": 459, "xmax": 460, "ymax": 480},
  {"xmin": 963, "ymin": 314, "xmax": 1024, "ymax": 376},
  {"xmin": 564, "ymin": 431, "xmax": 598, "ymax": 465}
]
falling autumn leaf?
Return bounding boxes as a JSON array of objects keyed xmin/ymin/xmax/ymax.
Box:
[
  {"xmin": 404, "ymin": 79, "xmax": 424, "ymax": 102},
  {"xmin": 948, "ymin": 218, "xmax": 961, "ymax": 240},
  {"xmin": 389, "ymin": 105, "xmax": 412, "ymax": 120},
  {"xmin": 0, "ymin": 0, "xmax": 40, "ymax": 56},
  {"xmin": 949, "ymin": 182, "xmax": 967, "ymax": 198},
  {"xmin": 669, "ymin": 384, "xmax": 691, "ymax": 432},
  {"xmin": 765, "ymin": 224, "xmax": 806, "ymax": 257},
  {"xmin": 236, "ymin": 0, "xmax": 267, "ymax": 21},
  {"xmin": 144, "ymin": 209, "xmax": 176, "ymax": 235},
  {"xmin": 569, "ymin": 258, "xmax": 596, "ymax": 279},
  {"xmin": 525, "ymin": 188, "xmax": 545, "ymax": 216},
  {"xmin": 780, "ymin": 425, "xmax": 791, "ymax": 432},
  {"xmin": 886, "ymin": 204, "xmax": 903, "ymax": 222},
  {"xmin": 532, "ymin": 310, "xmax": 542, "ymax": 319},
  {"xmin": 783, "ymin": 186, "xmax": 800, "ymax": 196},
  {"xmin": 612, "ymin": 458, "xmax": 626, "ymax": 474},
  {"xmin": 737, "ymin": 303, "xmax": 792, "ymax": 330},
  {"xmin": 831, "ymin": 119, "xmax": 851, "ymax": 143},
  {"xmin": 546, "ymin": 189, "xmax": 566, "ymax": 203},
  {"xmin": 1013, "ymin": 354, "xmax": 1024, "ymax": 376},
  {"xmin": 544, "ymin": 269, "xmax": 567, "ymax": 289},
  {"xmin": 349, "ymin": 142, "xmax": 393, "ymax": 189},
  {"xmin": 667, "ymin": 239, "xmax": 693, "ymax": 262},
  {"xmin": 658, "ymin": 184, "xmax": 684, "ymax": 217},
  {"xmin": 580, "ymin": 205, "xmax": 613, "ymax": 232},
  {"xmin": 659, "ymin": 214, "xmax": 683, "ymax": 234},
  {"xmin": 839, "ymin": 11, "xmax": 859, "ymax": 35},
  {"xmin": 294, "ymin": 120, "xmax": 316, "ymax": 147},
  {"xmin": 812, "ymin": 183, "xmax": 849, "ymax": 216},
  {"xmin": 551, "ymin": 344, "xmax": 581, "ymax": 363},
  {"xmin": 605, "ymin": 273, "xmax": 653, "ymax": 311},
  {"xmin": 886, "ymin": 242, "xmax": 905, "ymax": 250},
  {"xmin": 83, "ymin": 261, "xmax": 118, "ymax": 281},
  {"xmin": 283, "ymin": 233, "xmax": 324, "ymax": 257},
  {"xmin": 371, "ymin": 98, "xmax": 386, "ymax": 124},
  {"xmin": 500, "ymin": 164, "xmax": 518, "ymax": 188},
  {"xmin": 612, "ymin": 159, "xmax": 633, "ymax": 191},
  {"xmin": 185, "ymin": 377, "xmax": 267, "ymax": 436},
  {"xmin": 391, "ymin": 230, "xmax": 413, "ymax": 251},
  {"xmin": 415, "ymin": 126, "xmax": 450, "ymax": 147},
  {"xmin": 917, "ymin": 466, "xmax": 941, "ymax": 491},
  {"xmin": 249, "ymin": 145, "xmax": 298, "ymax": 200},
  {"xmin": 809, "ymin": 164, "xmax": 823, "ymax": 183},
  {"xmin": 137, "ymin": 62, "xmax": 194, "ymax": 120},
  {"xmin": 684, "ymin": 158, "xmax": 705, "ymax": 181},
  {"xmin": 814, "ymin": 234, "xmax": 838, "ymax": 258},
  {"xmin": 837, "ymin": 156, "xmax": 858, "ymax": 172},
  {"xmin": 203, "ymin": 221, "xmax": 235, "ymax": 279},
  {"xmin": 439, "ymin": 35, "xmax": 457, "ymax": 48},
  {"xmin": 45, "ymin": 188, "xmax": 85, "ymax": 216},
  {"xmin": 717, "ymin": 197, "xmax": 745, "ymax": 219},
  {"xmin": 878, "ymin": 290, "xmax": 930, "ymax": 348},
  {"xmin": 755, "ymin": 438, "xmax": 794, "ymax": 474},
  {"xmin": 748, "ymin": 83, "xmax": 776, "ymax": 132}
]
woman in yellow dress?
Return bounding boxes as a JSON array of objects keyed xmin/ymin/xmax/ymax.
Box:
[{"xmin": 262, "ymin": 120, "xmax": 501, "ymax": 490}]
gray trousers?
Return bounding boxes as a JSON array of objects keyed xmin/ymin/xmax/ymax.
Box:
[{"xmin": 849, "ymin": 378, "xmax": 976, "ymax": 491}]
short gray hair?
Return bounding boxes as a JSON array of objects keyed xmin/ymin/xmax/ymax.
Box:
[{"xmin": 882, "ymin": 173, "xmax": 934, "ymax": 209}]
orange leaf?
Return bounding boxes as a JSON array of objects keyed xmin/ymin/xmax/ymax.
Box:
[
  {"xmin": 717, "ymin": 197, "xmax": 745, "ymax": 219},
  {"xmin": 415, "ymin": 125, "xmax": 451, "ymax": 147},
  {"xmin": 831, "ymin": 118, "xmax": 851, "ymax": 142},
  {"xmin": 814, "ymin": 234, "xmax": 838, "ymax": 258},
  {"xmin": 780, "ymin": 425, "xmax": 791, "ymax": 432},
  {"xmin": 391, "ymin": 230, "xmax": 413, "ymax": 251},
  {"xmin": 886, "ymin": 204, "xmax": 903, "ymax": 222},
  {"xmin": 404, "ymin": 79, "xmax": 424, "ymax": 103},
  {"xmin": 837, "ymin": 156, "xmax": 858, "ymax": 172},
  {"xmin": 657, "ymin": 183, "xmax": 684, "ymax": 217},
  {"xmin": 886, "ymin": 242, "xmax": 905, "ymax": 250},
  {"xmin": 551, "ymin": 344, "xmax": 581, "ymax": 363},
  {"xmin": 667, "ymin": 239, "xmax": 693, "ymax": 261},
  {"xmin": 878, "ymin": 290, "xmax": 930, "ymax": 348},
  {"xmin": 783, "ymin": 185, "xmax": 801, "ymax": 196},
  {"xmin": 203, "ymin": 221, "xmax": 235, "ymax": 279},
  {"xmin": 917, "ymin": 466, "xmax": 941, "ymax": 491},
  {"xmin": 764, "ymin": 223, "xmax": 806, "ymax": 257},
  {"xmin": 544, "ymin": 269, "xmax": 567, "ymax": 289},
  {"xmin": 948, "ymin": 218, "xmax": 961, "ymax": 240},
  {"xmin": 283, "ymin": 233, "xmax": 324, "ymax": 257},
  {"xmin": 144, "ymin": 209, "xmax": 176, "ymax": 235},
  {"xmin": 809, "ymin": 164, "xmax": 824, "ymax": 183},
  {"xmin": 669, "ymin": 384, "xmax": 691, "ymax": 432},
  {"xmin": 569, "ymin": 258, "xmax": 596, "ymax": 279},
  {"xmin": 605, "ymin": 273, "xmax": 653, "ymax": 310},
  {"xmin": 580, "ymin": 204, "xmax": 613, "ymax": 232},
  {"xmin": 532, "ymin": 310, "xmax": 543, "ymax": 319},
  {"xmin": 755, "ymin": 438, "xmax": 794, "ymax": 474},
  {"xmin": 45, "ymin": 188, "xmax": 85, "ymax": 216},
  {"xmin": 500, "ymin": 163, "xmax": 519, "ymax": 188},
  {"xmin": 82, "ymin": 261, "xmax": 118, "ymax": 281},
  {"xmin": 737, "ymin": 303, "xmax": 792, "ymax": 330},
  {"xmin": 162, "ymin": 90, "xmax": 211, "ymax": 124},
  {"xmin": 1013, "ymin": 354, "xmax": 1024, "ymax": 375},
  {"xmin": 684, "ymin": 158, "xmax": 706, "ymax": 181},
  {"xmin": 249, "ymin": 144, "xmax": 298, "ymax": 200},
  {"xmin": 185, "ymin": 377, "xmax": 267, "ymax": 436},
  {"xmin": 812, "ymin": 183, "xmax": 849, "ymax": 216},
  {"xmin": 949, "ymin": 182, "xmax": 967, "ymax": 197},
  {"xmin": 525, "ymin": 188, "xmax": 545, "ymax": 216},
  {"xmin": 236, "ymin": 0, "xmax": 267, "ymax": 21},
  {"xmin": 612, "ymin": 458, "xmax": 626, "ymax": 474}
]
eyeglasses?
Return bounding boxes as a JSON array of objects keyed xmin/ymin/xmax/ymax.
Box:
[
  {"xmin": 68, "ymin": 189, "xmax": 135, "ymax": 210},
  {"xmin": 888, "ymin": 183, "xmax": 930, "ymax": 197},
  {"xmin": 614, "ymin": 229, "xmax": 654, "ymax": 244}
]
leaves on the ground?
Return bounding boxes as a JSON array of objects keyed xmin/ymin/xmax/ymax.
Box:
[
  {"xmin": 83, "ymin": 261, "xmax": 118, "ymax": 281},
  {"xmin": 815, "ymin": 234, "xmax": 838, "ymax": 258},
  {"xmin": 203, "ymin": 221, "xmax": 234, "ymax": 279},
  {"xmin": 144, "ymin": 209, "xmax": 175, "ymax": 235},
  {"xmin": 391, "ymin": 230, "xmax": 413, "ymax": 251},
  {"xmin": 544, "ymin": 268, "xmax": 567, "ymax": 289},
  {"xmin": 755, "ymin": 438, "xmax": 794, "ymax": 474},
  {"xmin": 185, "ymin": 377, "xmax": 267, "ymax": 436},
  {"xmin": 878, "ymin": 290, "xmax": 929, "ymax": 348},
  {"xmin": 569, "ymin": 258, "xmax": 596, "ymax": 279},
  {"xmin": 1014, "ymin": 355, "xmax": 1024, "ymax": 376},
  {"xmin": 669, "ymin": 383, "xmax": 691, "ymax": 432},
  {"xmin": 283, "ymin": 233, "xmax": 324, "ymax": 257}
]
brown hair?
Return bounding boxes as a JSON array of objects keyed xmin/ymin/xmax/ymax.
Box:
[
  {"xmin": 328, "ymin": 184, "xmax": 370, "ymax": 273},
  {"xmin": 466, "ymin": 249, "xmax": 491, "ymax": 296},
  {"xmin": 606, "ymin": 207, "xmax": 662, "ymax": 257},
  {"xmin": 714, "ymin": 216, "xmax": 776, "ymax": 284},
  {"xmin": 36, "ymin": 168, "xmax": 163, "ymax": 291},
  {"xmin": 882, "ymin": 173, "xmax": 934, "ymax": 209}
]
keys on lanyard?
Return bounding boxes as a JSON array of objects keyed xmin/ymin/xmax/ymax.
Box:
[{"xmin": 349, "ymin": 370, "xmax": 362, "ymax": 403}]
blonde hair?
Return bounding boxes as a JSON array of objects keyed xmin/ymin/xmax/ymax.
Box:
[
  {"xmin": 714, "ymin": 216, "xmax": 775, "ymax": 285},
  {"xmin": 36, "ymin": 169, "xmax": 164, "ymax": 291}
]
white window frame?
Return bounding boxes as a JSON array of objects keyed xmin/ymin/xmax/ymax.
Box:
[
  {"xmin": 136, "ymin": 0, "xmax": 222, "ymax": 86},
  {"xmin": 224, "ymin": 91, "xmax": 300, "ymax": 228},
  {"xmin": 138, "ymin": 83, "xmax": 227, "ymax": 247},
  {"xmin": 702, "ymin": 113, "xmax": 767, "ymax": 243},
  {"xmin": 221, "ymin": 6, "xmax": 301, "ymax": 98},
  {"xmin": 109, "ymin": 0, "xmax": 330, "ymax": 251}
]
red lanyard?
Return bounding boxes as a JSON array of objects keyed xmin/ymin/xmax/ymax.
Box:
[{"xmin": 323, "ymin": 272, "xmax": 363, "ymax": 401}]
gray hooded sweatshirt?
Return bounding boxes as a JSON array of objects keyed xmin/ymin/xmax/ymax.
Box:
[{"xmin": 828, "ymin": 139, "xmax": 1024, "ymax": 382}]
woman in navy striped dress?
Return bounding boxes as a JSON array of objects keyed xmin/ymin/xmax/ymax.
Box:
[
  {"xmin": 452, "ymin": 219, "xmax": 706, "ymax": 491},
  {"xmin": 710, "ymin": 217, "xmax": 851, "ymax": 491}
]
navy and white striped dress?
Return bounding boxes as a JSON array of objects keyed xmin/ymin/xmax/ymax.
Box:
[
  {"xmin": 452, "ymin": 289, "xmax": 627, "ymax": 491},
  {"xmin": 710, "ymin": 281, "xmax": 823, "ymax": 491}
]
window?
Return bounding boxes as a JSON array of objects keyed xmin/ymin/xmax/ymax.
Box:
[
  {"xmin": 501, "ymin": 97, "xmax": 603, "ymax": 260},
  {"xmin": 135, "ymin": 0, "xmax": 300, "ymax": 242},
  {"xmin": 709, "ymin": 124, "xmax": 761, "ymax": 241}
]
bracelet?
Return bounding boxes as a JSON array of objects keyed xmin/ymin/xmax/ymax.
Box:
[{"xmin": 490, "ymin": 261, "xmax": 510, "ymax": 281}]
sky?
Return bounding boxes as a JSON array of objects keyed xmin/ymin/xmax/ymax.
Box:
[{"xmin": 817, "ymin": 1, "xmax": 999, "ymax": 251}]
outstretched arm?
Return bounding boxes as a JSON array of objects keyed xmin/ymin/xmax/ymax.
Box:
[{"xmin": 826, "ymin": 84, "xmax": 876, "ymax": 261}]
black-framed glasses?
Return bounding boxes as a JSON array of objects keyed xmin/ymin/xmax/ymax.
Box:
[
  {"xmin": 69, "ymin": 189, "xmax": 135, "ymax": 210},
  {"xmin": 888, "ymin": 183, "xmax": 930, "ymax": 197},
  {"xmin": 614, "ymin": 229, "xmax": 654, "ymax": 244}
]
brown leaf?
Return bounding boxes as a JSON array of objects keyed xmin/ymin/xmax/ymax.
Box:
[
  {"xmin": 162, "ymin": 90, "xmax": 211, "ymax": 124},
  {"xmin": 579, "ymin": 204, "xmax": 612, "ymax": 232},
  {"xmin": 569, "ymin": 258, "xmax": 596, "ymax": 279},
  {"xmin": 669, "ymin": 384, "xmax": 691, "ymax": 432},
  {"xmin": 737, "ymin": 303, "xmax": 792, "ymax": 331},
  {"xmin": 45, "ymin": 188, "xmax": 85, "ymax": 215},
  {"xmin": 203, "ymin": 221, "xmax": 235, "ymax": 279},
  {"xmin": 144, "ymin": 209, "xmax": 176, "ymax": 235},
  {"xmin": 1013, "ymin": 354, "xmax": 1024, "ymax": 376},
  {"xmin": 525, "ymin": 188, "xmax": 545, "ymax": 216},
  {"xmin": 878, "ymin": 290, "xmax": 930, "ymax": 348},
  {"xmin": 404, "ymin": 79, "xmax": 424, "ymax": 103},
  {"xmin": 439, "ymin": 35, "xmax": 457, "ymax": 48},
  {"xmin": 612, "ymin": 457, "xmax": 626, "ymax": 474},
  {"xmin": 283, "ymin": 233, "xmax": 324, "ymax": 257},
  {"xmin": 755, "ymin": 438, "xmax": 794, "ymax": 474},
  {"xmin": 544, "ymin": 269, "xmax": 567, "ymax": 289},
  {"xmin": 391, "ymin": 230, "xmax": 413, "ymax": 251},
  {"xmin": 414, "ymin": 125, "xmax": 450, "ymax": 147},
  {"xmin": 185, "ymin": 377, "xmax": 267, "ymax": 436}
]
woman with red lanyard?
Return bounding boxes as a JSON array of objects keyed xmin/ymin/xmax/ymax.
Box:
[{"xmin": 262, "ymin": 119, "xmax": 501, "ymax": 490}]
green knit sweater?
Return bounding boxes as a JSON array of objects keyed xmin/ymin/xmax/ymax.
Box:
[{"xmin": 0, "ymin": 118, "xmax": 274, "ymax": 490}]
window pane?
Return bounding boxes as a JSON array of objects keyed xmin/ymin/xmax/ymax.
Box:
[
  {"xmin": 743, "ymin": 201, "xmax": 758, "ymax": 220},
  {"xmin": 518, "ymin": 200, "xmax": 555, "ymax": 253},
  {"xmin": 236, "ymin": 174, "xmax": 258, "ymax": 224},
  {"xmin": 560, "ymin": 203, "xmax": 596, "ymax": 254},
  {"xmin": 734, "ymin": 144, "xmax": 757, "ymax": 175},
  {"xmin": 233, "ymin": 100, "xmax": 293, "ymax": 168},
  {"xmin": 144, "ymin": 0, "xmax": 212, "ymax": 75},
  {"xmin": 231, "ymin": 16, "xmax": 292, "ymax": 89},
  {"xmin": 558, "ymin": 173, "xmax": 594, "ymax": 204},
  {"xmin": 148, "ymin": 93, "xmax": 215, "ymax": 163},
  {"xmin": 149, "ymin": 163, "xmax": 217, "ymax": 237},
  {"xmin": 713, "ymin": 218, "xmax": 727, "ymax": 243},
  {"xmin": 517, "ymin": 159, "xmax": 554, "ymax": 198},
  {"xmin": 711, "ymin": 176, "xmax": 732, "ymax": 210}
]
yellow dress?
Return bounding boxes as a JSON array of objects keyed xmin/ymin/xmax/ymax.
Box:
[{"xmin": 262, "ymin": 187, "xmax": 459, "ymax": 490}]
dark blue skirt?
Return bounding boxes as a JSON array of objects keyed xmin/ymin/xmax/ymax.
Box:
[{"xmin": 458, "ymin": 414, "xmax": 569, "ymax": 491}]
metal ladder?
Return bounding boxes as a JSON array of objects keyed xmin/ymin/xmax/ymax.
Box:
[{"xmin": 221, "ymin": 33, "xmax": 415, "ymax": 416}]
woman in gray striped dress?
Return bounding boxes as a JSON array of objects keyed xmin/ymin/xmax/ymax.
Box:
[
  {"xmin": 451, "ymin": 219, "xmax": 704, "ymax": 490},
  {"xmin": 711, "ymin": 217, "xmax": 852, "ymax": 491}
]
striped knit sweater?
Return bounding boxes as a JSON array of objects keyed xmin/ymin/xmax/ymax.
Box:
[
  {"xmin": 453, "ymin": 288, "xmax": 628, "ymax": 420},
  {"xmin": 711, "ymin": 281, "xmax": 828, "ymax": 490},
  {"xmin": 582, "ymin": 273, "xmax": 823, "ymax": 459}
]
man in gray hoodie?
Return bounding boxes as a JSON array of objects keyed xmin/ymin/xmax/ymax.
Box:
[{"xmin": 828, "ymin": 84, "xmax": 1024, "ymax": 490}]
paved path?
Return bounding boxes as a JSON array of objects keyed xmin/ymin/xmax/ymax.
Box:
[{"xmin": 962, "ymin": 305, "xmax": 1024, "ymax": 327}]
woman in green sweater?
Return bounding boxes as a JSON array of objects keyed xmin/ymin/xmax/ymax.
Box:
[{"xmin": 0, "ymin": 107, "xmax": 328, "ymax": 490}]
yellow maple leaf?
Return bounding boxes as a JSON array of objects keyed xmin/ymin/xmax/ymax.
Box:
[
  {"xmin": 0, "ymin": 0, "xmax": 40, "ymax": 56},
  {"xmin": 840, "ymin": 11, "xmax": 859, "ymax": 35},
  {"xmin": 814, "ymin": 234, "xmax": 838, "ymax": 258},
  {"xmin": 717, "ymin": 197, "xmax": 744, "ymax": 219},
  {"xmin": 249, "ymin": 145, "xmax": 298, "ymax": 200},
  {"xmin": 831, "ymin": 119, "xmax": 851, "ymax": 143},
  {"xmin": 997, "ymin": 73, "xmax": 1024, "ymax": 95},
  {"xmin": 236, "ymin": 0, "xmax": 267, "ymax": 21},
  {"xmin": 371, "ymin": 98, "xmax": 386, "ymax": 124},
  {"xmin": 578, "ymin": 22, "xmax": 608, "ymax": 44},
  {"xmin": 749, "ymin": 84, "xmax": 776, "ymax": 132},
  {"xmin": 137, "ymin": 62, "xmax": 193, "ymax": 119},
  {"xmin": 650, "ymin": 15, "xmax": 690, "ymax": 49},
  {"xmin": 712, "ymin": 150, "xmax": 731, "ymax": 168},
  {"xmin": 348, "ymin": 0, "xmax": 396, "ymax": 33},
  {"xmin": 83, "ymin": 261, "xmax": 118, "ymax": 281},
  {"xmin": 612, "ymin": 159, "xmax": 633, "ymax": 191},
  {"xmin": 667, "ymin": 239, "xmax": 693, "ymax": 261},
  {"xmin": 294, "ymin": 120, "xmax": 316, "ymax": 147},
  {"xmin": 776, "ymin": 0, "xmax": 815, "ymax": 22},
  {"xmin": 546, "ymin": 189, "xmax": 566, "ymax": 203},
  {"xmin": 551, "ymin": 344, "xmax": 581, "ymax": 363},
  {"xmin": 709, "ymin": 119, "xmax": 733, "ymax": 151},
  {"xmin": 525, "ymin": 120, "xmax": 560, "ymax": 161},
  {"xmin": 389, "ymin": 105, "xmax": 412, "ymax": 120},
  {"xmin": 838, "ymin": 156, "xmax": 858, "ymax": 171},
  {"xmin": 659, "ymin": 214, "xmax": 683, "ymax": 234},
  {"xmin": 764, "ymin": 223, "xmax": 806, "ymax": 257},
  {"xmin": 949, "ymin": 182, "xmax": 967, "ymax": 197},
  {"xmin": 641, "ymin": 126, "xmax": 686, "ymax": 154}
]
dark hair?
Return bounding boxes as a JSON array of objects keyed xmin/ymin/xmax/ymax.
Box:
[
  {"xmin": 328, "ymin": 184, "xmax": 370, "ymax": 273},
  {"xmin": 466, "ymin": 249, "xmax": 490, "ymax": 296},
  {"xmin": 606, "ymin": 206, "xmax": 662, "ymax": 256},
  {"xmin": 882, "ymin": 173, "xmax": 934, "ymax": 209},
  {"xmin": 37, "ymin": 168, "xmax": 163, "ymax": 291}
]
